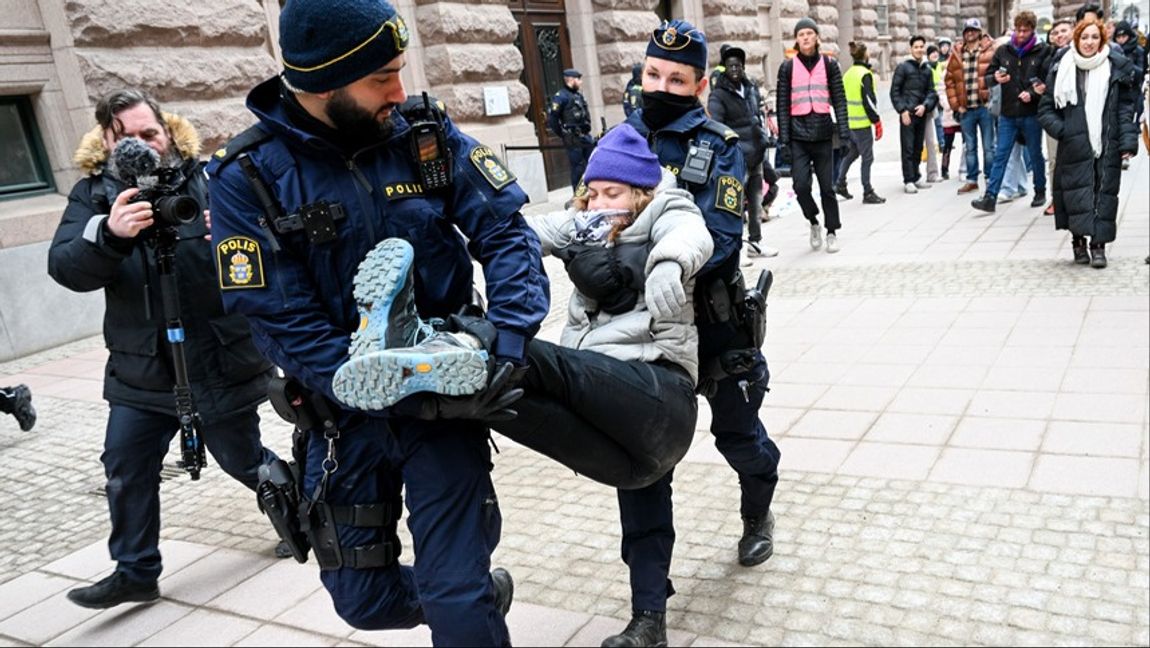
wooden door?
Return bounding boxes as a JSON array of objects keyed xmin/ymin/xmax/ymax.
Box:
[{"xmin": 510, "ymin": 0, "xmax": 574, "ymax": 191}]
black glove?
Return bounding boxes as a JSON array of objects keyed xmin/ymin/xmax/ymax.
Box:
[{"xmin": 391, "ymin": 363, "xmax": 527, "ymax": 422}]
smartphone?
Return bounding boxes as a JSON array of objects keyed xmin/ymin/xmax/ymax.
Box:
[{"xmin": 997, "ymin": 67, "xmax": 1009, "ymax": 76}]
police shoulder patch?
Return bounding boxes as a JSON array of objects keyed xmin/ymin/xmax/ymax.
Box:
[
  {"xmin": 715, "ymin": 175, "xmax": 745, "ymax": 217},
  {"xmin": 217, "ymin": 236, "xmax": 266, "ymax": 290},
  {"xmin": 469, "ymin": 146, "xmax": 516, "ymax": 191}
]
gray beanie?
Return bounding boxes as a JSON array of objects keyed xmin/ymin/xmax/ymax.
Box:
[{"xmin": 794, "ymin": 17, "xmax": 819, "ymax": 37}]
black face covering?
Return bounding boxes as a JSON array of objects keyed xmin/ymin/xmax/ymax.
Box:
[{"xmin": 640, "ymin": 91, "xmax": 700, "ymax": 131}]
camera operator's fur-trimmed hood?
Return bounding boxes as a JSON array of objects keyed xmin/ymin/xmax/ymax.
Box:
[{"xmin": 73, "ymin": 112, "xmax": 202, "ymax": 176}]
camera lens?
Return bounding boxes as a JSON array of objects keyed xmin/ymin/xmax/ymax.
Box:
[{"xmin": 153, "ymin": 195, "xmax": 200, "ymax": 227}]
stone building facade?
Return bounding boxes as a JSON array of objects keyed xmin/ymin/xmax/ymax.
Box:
[{"xmin": 0, "ymin": 0, "xmax": 1093, "ymax": 358}]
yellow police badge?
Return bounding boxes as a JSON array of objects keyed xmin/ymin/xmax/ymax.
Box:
[
  {"xmin": 715, "ymin": 175, "xmax": 744, "ymax": 217},
  {"xmin": 217, "ymin": 236, "xmax": 266, "ymax": 290},
  {"xmin": 469, "ymin": 146, "xmax": 516, "ymax": 191}
]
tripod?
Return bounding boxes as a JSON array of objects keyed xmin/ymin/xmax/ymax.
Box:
[{"xmin": 145, "ymin": 227, "xmax": 207, "ymax": 479}]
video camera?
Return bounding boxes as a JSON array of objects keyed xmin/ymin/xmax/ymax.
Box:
[{"xmin": 110, "ymin": 137, "xmax": 199, "ymax": 232}]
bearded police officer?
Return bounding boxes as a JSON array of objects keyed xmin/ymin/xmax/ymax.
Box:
[
  {"xmin": 205, "ymin": 0, "xmax": 550, "ymax": 644},
  {"xmin": 548, "ymin": 68, "xmax": 595, "ymax": 190},
  {"xmin": 603, "ymin": 19, "xmax": 783, "ymax": 647}
]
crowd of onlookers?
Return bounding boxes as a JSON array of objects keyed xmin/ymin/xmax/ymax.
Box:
[{"xmin": 698, "ymin": 4, "xmax": 1149, "ymax": 267}]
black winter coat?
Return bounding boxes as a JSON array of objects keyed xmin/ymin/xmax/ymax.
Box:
[
  {"xmin": 987, "ymin": 39, "xmax": 1051, "ymax": 117},
  {"xmin": 776, "ymin": 54, "xmax": 851, "ymax": 144},
  {"xmin": 47, "ymin": 157, "xmax": 272, "ymax": 423},
  {"xmin": 890, "ymin": 58, "xmax": 939, "ymax": 114},
  {"xmin": 1037, "ymin": 48, "xmax": 1140, "ymax": 244},
  {"xmin": 708, "ymin": 75, "xmax": 768, "ymax": 168}
]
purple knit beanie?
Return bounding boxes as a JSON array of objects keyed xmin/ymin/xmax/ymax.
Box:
[{"xmin": 583, "ymin": 124, "xmax": 662, "ymax": 189}]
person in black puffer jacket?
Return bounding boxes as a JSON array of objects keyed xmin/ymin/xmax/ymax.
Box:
[
  {"xmin": 890, "ymin": 34, "xmax": 939, "ymax": 191},
  {"xmin": 48, "ymin": 89, "xmax": 279, "ymax": 610},
  {"xmin": 776, "ymin": 17, "xmax": 851, "ymax": 254},
  {"xmin": 1038, "ymin": 19, "xmax": 1139, "ymax": 269},
  {"xmin": 1113, "ymin": 22, "xmax": 1146, "ymax": 134},
  {"xmin": 709, "ymin": 44, "xmax": 777, "ymax": 258}
]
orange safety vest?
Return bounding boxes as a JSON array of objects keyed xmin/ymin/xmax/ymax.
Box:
[{"xmin": 791, "ymin": 56, "xmax": 831, "ymax": 116}]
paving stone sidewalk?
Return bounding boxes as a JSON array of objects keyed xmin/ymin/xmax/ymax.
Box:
[{"xmin": 0, "ymin": 127, "xmax": 1146, "ymax": 646}]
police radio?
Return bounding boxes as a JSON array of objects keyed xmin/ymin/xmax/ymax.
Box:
[
  {"xmin": 678, "ymin": 139, "xmax": 714, "ymax": 185},
  {"xmin": 406, "ymin": 92, "xmax": 452, "ymax": 190}
]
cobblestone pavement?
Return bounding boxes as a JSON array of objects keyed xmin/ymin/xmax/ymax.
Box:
[{"xmin": 0, "ymin": 130, "xmax": 1146, "ymax": 646}]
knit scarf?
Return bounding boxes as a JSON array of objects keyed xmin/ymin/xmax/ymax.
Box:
[
  {"xmin": 1011, "ymin": 31, "xmax": 1037, "ymax": 57},
  {"xmin": 1054, "ymin": 47, "xmax": 1111, "ymax": 158}
]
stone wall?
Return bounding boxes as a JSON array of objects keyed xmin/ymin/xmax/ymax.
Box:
[
  {"xmin": 889, "ymin": 0, "xmax": 913, "ymax": 61},
  {"xmin": 703, "ymin": 0, "xmax": 763, "ymax": 65},
  {"xmin": 809, "ymin": 0, "xmax": 841, "ymax": 53},
  {"xmin": 62, "ymin": 0, "xmax": 278, "ymax": 155},
  {"xmin": 591, "ymin": 0, "xmax": 657, "ymax": 109},
  {"xmin": 939, "ymin": 0, "xmax": 960, "ymax": 37},
  {"xmin": 851, "ymin": 0, "xmax": 882, "ymax": 68},
  {"xmin": 415, "ymin": 1, "xmax": 531, "ymax": 123}
]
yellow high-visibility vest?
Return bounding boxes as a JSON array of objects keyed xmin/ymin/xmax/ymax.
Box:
[{"xmin": 842, "ymin": 64, "xmax": 874, "ymax": 130}]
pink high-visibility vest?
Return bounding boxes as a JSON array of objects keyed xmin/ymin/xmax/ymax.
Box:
[{"xmin": 791, "ymin": 56, "xmax": 831, "ymax": 116}]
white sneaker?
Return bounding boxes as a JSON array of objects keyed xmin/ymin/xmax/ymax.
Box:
[
  {"xmin": 927, "ymin": 174, "xmax": 942, "ymax": 183},
  {"xmin": 914, "ymin": 179, "xmax": 931, "ymax": 189},
  {"xmin": 905, "ymin": 182, "xmax": 918, "ymax": 194},
  {"xmin": 809, "ymin": 224, "xmax": 823, "ymax": 250},
  {"xmin": 745, "ymin": 241, "xmax": 779, "ymax": 258},
  {"xmin": 826, "ymin": 233, "xmax": 840, "ymax": 254}
]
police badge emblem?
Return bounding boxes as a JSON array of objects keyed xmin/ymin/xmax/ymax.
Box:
[
  {"xmin": 217, "ymin": 236, "xmax": 266, "ymax": 289},
  {"xmin": 715, "ymin": 175, "xmax": 745, "ymax": 217},
  {"xmin": 469, "ymin": 146, "xmax": 516, "ymax": 190},
  {"xmin": 387, "ymin": 15, "xmax": 410, "ymax": 52},
  {"xmin": 662, "ymin": 27, "xmax": 678, "ymax": 47}
]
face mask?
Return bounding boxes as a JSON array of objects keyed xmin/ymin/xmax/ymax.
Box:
[{"xmin": 640, "ymin": 90, "xmax": 700, "ymax": 131}]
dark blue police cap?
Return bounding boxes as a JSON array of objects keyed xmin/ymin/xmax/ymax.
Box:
[
  {"xmin": 279, "ymin": 0, "xmax": 410, "ymax": 93},
  {"xmin": 563, "ymin": 68, "xmax": 583, "ymax": 78},
  {"xmin": 646, "ymin": 19, "xmax": 708, "ymax": 71}
]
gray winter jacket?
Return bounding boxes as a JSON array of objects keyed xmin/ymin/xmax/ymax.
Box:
[{"xmin": 527, "ymin": 171, "xmax": 713, "ymax": 382}]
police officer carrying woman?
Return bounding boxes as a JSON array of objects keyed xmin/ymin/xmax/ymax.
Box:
[
  {"xmin": 207, "ymin": 0, "xmax": 550, "ymax": 644},
  {"xmin": 599, "ymin": 19, "xmax": 782, "ymax": 647}
]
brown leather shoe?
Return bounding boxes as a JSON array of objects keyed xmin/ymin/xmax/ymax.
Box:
[{"xmin": 957, "ymin": 182, "xmax": 979, "ymax": 194}]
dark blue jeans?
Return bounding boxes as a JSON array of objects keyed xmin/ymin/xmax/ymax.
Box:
[
  {"xmin": 617, "ymin": 355, "xmax": 780, "ymax": 611},
  {"xmin": 103, "ymin": 404, "xmax": 274, "ymax": 583},
  {"xmin": 986, "ymin": 114, "xmax": 1045, "ymax": 198},
  {"xmin": 960, "ymin": 107, "xmax": 995, "ymax": 183}
]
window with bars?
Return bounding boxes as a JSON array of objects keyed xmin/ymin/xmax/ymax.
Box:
[
  {"xmin": 0, "ymin": 96, "xmax": 54, "ymax": 199},
  {"xmin": 877, "ymin": 2, "xmax": 889, "ymax": 36}
]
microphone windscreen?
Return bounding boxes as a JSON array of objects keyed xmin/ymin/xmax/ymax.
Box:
[{"xmin": 110, "ymin": 137, "xmax": 160, "ymax": 185}]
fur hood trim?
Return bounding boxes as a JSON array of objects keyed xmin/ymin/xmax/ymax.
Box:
[{"xmin": 73, "ymin": 112, "xmax": 202, "ymax": 175}]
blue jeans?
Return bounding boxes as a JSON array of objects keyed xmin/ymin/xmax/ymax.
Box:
[
  {"xmin": 986, "ymin": 115, "xmax": 1045, "ymax": 199},
  {"xmin": 1002, "ymin": 143, "xmax": 1030, "ymax": 196},
  {"xmin": 960, "ymin": 107, "xmax": 995, "ymax": 183},
  {"xmin": 104, "ymin": 405, "xmax": 274, "ymax": 583}
]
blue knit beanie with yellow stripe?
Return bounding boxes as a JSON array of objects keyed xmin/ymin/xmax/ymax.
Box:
[{"xmin": 280, "ymin": 0, "xmax": 410, "ymax": 93}]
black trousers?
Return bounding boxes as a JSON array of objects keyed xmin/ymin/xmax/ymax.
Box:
[
  {"xmin": 493, "ymin": 339, "xmax": 698, "ymax": 490},
  {"xmin": 900, "ymin": 115, "xmax": 928, "ymax": 184},
  {"xmin": 565, "ymin": 136, "xmax": 595, "ymax": 191},
  {"xmin": 789, "ymin": 139, "xmax": 841, "ymax": 232}
]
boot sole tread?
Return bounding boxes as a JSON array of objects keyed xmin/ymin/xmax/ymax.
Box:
[
  {"xmin": 333, "ymin": 348, "xmax": 489, "ymax": 410},
  {"xmin": 348, "ymin": 239, "xmax": 416, "ymax": 357}
]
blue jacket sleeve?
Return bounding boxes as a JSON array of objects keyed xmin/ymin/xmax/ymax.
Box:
[
  {"xmin": 442, "ymin": 119, "xmax": 551, "ymax": 363},
  {"xmin": 547, "ymin": 92, "xmax": 566, "ymax": 138},
  {"xmin": 695, "ymin": 135, "xmax": 747, "ymax": 275},
  {"xmin": 207, "ymin": 160, "xmax": 353, "ymax": 403}
]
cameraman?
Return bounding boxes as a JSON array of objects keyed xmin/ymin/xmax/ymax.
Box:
[{"xmin": 47, "ymin": 89, "xmax": 279, "ymax": 609}]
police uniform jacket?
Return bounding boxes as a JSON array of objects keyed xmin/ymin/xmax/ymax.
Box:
[
  {"xmin": 47, "ymin": 114, "xmax": 272, "ymax": 424},
  {"xmin": 206, "ymin": 77, "xmax": 550, "ymax": 405},
  {"xmin": 548, "ymin": 86, "xmax": 592, "ymax": 138},
  {"xmin": 624, "ymin": 106, "xmax": 746, "ymax": 283}
]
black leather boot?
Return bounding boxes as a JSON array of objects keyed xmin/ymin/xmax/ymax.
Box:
[
  {"xmin": 971, "ymin": 194, "xmax": 996, "ymax": 213},
  {"xmin": 66, "ymin": 572, "xmax": 159, "ymax": 609},
  {"xmin": 492, "ymin": 567, "xmax": 514, "ymax": 617},
  {"xmin": 1090, "ymin": 243, "xmax": 1107, "ymax": 269},
  {"xmin": 833, "ymin": 182, "xmax": 853, "ymax": 200},
  {"xmin": 738, "ymin": 511, "xmax": 775, "ymax": 566},
  {"xmin": 1072, "ymin": 236, "xmax": 1090, "ymax": 265},
  {"xmin": 601, "ymin": 610, "xmax": 667, "ymax": 647}
]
